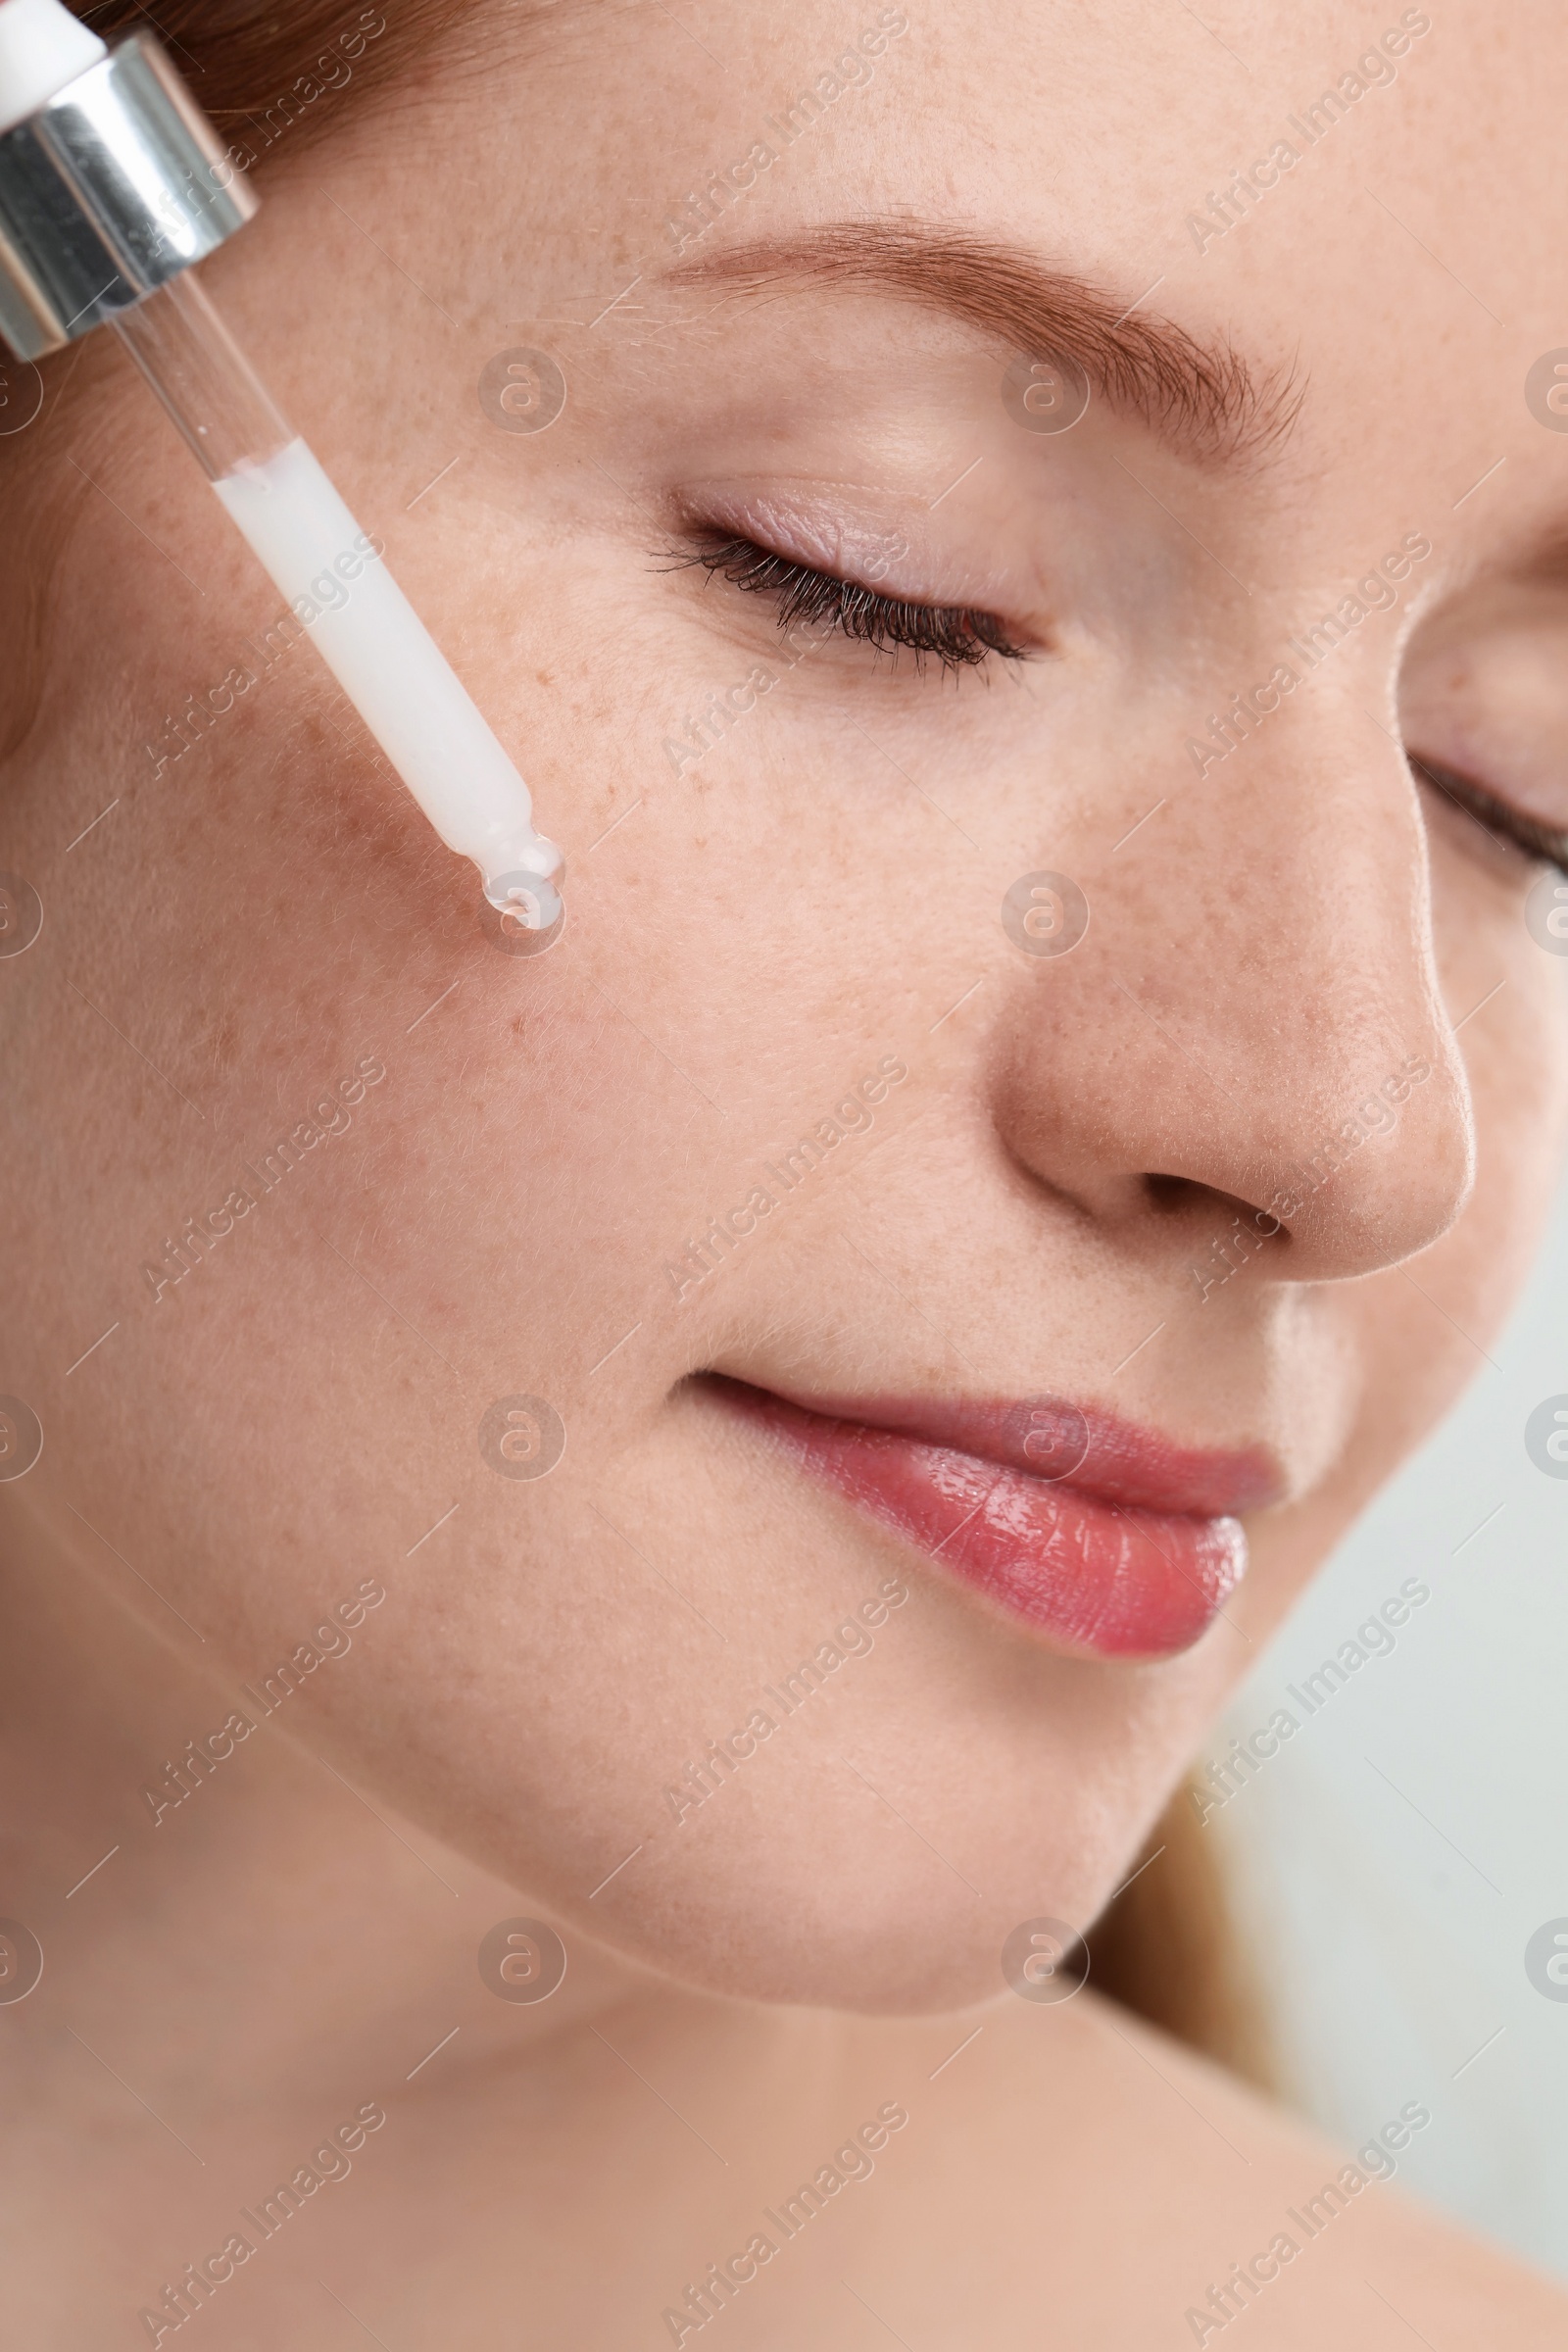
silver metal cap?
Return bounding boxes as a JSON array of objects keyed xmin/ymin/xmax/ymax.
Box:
[{"xmin": 0, "ymin": 31, "xmax": 257, "ymax": 362}]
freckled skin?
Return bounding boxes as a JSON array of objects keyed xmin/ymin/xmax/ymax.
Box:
[{"xmin": 2, "ymin": 1, "xmax": 1567, "ymax": 2343}]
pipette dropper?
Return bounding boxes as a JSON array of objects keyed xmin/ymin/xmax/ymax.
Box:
[{"xmin": 0, "ymin": 0, "xmax": 563, "ymax": 931}]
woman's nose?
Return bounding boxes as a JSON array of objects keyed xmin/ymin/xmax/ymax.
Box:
[{"xmin": 988, "ymin": 702, "xmax": 1476, "ymax": 1283}]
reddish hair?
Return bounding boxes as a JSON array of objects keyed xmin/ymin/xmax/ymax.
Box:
[{"xmin": 78, "ymin": 3, "xmax": 468, "ymax": 134}]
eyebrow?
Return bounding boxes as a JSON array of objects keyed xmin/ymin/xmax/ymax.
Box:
[{"xmin": 664, "ymin": 219, "xmax": 1300, "ymax": 465}]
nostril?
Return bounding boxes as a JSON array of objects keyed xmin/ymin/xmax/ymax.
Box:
[
  {"xmin": 1140, "ymin": 1176, "xmax": 1293, "ymax": 1304},
  {"xmin": 1143, "ymin": 1173, "xmax": 1272, "ymax": 1227},
  {"xmin": 1144, "ymin": 1172, "xmax": 1199, "ymax": 1213}
]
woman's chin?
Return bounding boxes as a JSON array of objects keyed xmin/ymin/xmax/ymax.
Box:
[{"xmin": 536, "ymin": 1814, "xmax": 1117, "ymax": 2018}]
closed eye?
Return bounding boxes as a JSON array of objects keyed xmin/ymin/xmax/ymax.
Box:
[
  {"xmin": 1409, "ymin": 753, "xmax": 1568, "ymax": 880},
  {"xmin": 662, "ymin": 531, "xmax": 1034, "ymax": 673}
]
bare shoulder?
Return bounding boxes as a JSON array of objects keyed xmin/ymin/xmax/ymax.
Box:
[{"xmin": 852, "ymin": 1991, "xmax": 1568, "ymax": 2348}]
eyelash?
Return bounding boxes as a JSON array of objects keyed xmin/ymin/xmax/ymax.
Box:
[
  {"xmin": 1408, "ymin": 754, "xmax": 1568, "ymax": 881},
  {"xmin": 662, "ymin": 542, "xmax": 1566, "ymax": 872},
  {"xmin": 668, "ymin": 532, "xmax": 1032, "ymax": 672}
]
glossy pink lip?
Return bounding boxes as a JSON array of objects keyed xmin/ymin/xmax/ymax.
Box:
[{"xmin": 709, "ymin": 1379, "xmax": 1281, "ymax": 1661}]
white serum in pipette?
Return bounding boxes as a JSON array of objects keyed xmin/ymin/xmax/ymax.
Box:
[
  {"xmin": 0, "ymin": 0, "xmax": 561, "ymax": 925},
  {"xmin": 214, "ymin": 439, "xmax": 563, "ymax": 926}
]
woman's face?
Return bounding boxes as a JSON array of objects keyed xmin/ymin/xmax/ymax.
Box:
[{"xmin": 5, "ymin": 0, "xmax": 1566, "ymax": 2011}]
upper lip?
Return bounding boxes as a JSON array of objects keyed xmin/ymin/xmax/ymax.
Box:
[{"xmin": 714, "ymin": 1378, "xmax": 1284, "ymax": 1520}]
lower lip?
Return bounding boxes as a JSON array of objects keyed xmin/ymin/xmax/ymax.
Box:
[{"xmin": 719, "ymin": 1388, "xmax": 1250, "ymax": 1660}]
